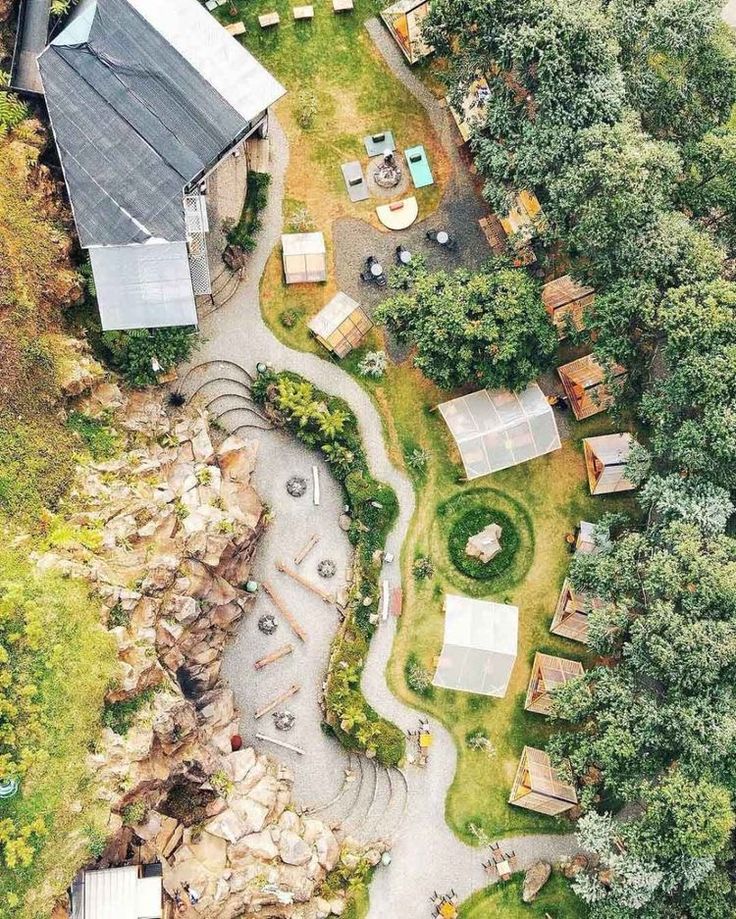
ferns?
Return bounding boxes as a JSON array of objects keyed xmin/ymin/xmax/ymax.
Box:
[{"xmin": 0, "ymin": 80, "xmax": 30, "ymax": 135}]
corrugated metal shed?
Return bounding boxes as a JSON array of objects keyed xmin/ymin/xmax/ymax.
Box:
[{"xmin": 73, "ymin": 866, "xmax": 162, "ymax": 919}]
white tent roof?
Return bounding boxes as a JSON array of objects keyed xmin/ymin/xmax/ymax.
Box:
[
  {"xmin": 433, "ymin": 594, "xmax": 518, "ymax": 697},
  {"xmin": 308, "ymin": 291, "xmax": 361, "ymax": 338},
  {"xmin": 127, "ymin": 0, "xmax": 286, "ymax": 122},
  {"xmin": 437, "ymin": 383, "xmax": 561, "ymax": 479},
  {"xmin": 282, "ymin": 232, "xmax": 327, "ymax": 283},
  {"xmin": 89, "ymin": 241, "xmax": 197, "ymax": 331}
]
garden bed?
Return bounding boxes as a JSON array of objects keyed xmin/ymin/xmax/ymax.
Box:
[{"xmin": 252, "ymin": 369, "xmax": 405, "ymax": 765}]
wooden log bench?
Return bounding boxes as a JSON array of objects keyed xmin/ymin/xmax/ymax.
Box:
[
  {"xmin": 255, "ymin": 684, "xmax": 300, "ymax": 720},
  {"xmin": 258, "ymin": 11, "xmax": 280, "ymax": 27},
  {"xmin": 276, "ymin": 560, "xmax": 335, "ymax": 604},
  {"xmin": 263, "ymin": 581, "xmax": 308, "ymax": 641},
  {"xmin": 294, "ymin": 532, "xmax": 320, "ymax": 566},
  {"xmin": 293, "ymin": 4, "xmax": 314, "ymax": 18},
  {"xmin": 255, "ymin": 643, "xmax": 293, "ymax": 670}
]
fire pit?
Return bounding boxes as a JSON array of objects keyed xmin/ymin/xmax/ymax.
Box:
[
  {"xmin": 258, "ymin": 614, "xmax": 279, "ymax": 635},
  {"xmin": 273, "ymin": 710, "xmax": 296, "ymax": 731},
  {"xmin": 286, "ymin": 476, "xmax": 307, "ymax": 498},
  {"xmin": 372, "ymin": 150, "xmax": 402, "ymax": 189}
]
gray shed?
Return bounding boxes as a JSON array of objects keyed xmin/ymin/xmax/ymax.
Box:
[{"xmin": 282, "ymin": 232, "xmax": 327, "ymax": 284}]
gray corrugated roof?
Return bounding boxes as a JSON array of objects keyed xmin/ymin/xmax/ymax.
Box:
[{"xmin": 38, "ymin": 0, "xmax": 260, "ymax": 247}]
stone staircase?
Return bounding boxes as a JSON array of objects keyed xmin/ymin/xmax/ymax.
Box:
[{"xmin": 176, "ymin": 361, "xmax": 273, "ymax": 434}]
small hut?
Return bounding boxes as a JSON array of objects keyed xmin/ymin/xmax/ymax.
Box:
[
  {"xmin": 70, "ymin": 864, "xmax": 163, "ymax": 919},
  {"xmin": 524, "ymin": 652, "xmax": 584, "ymax": 716},
  {"xmin": 509, "ymin": 746, "xmax": 578, "ymax": 816},
  {"xmin": 557, "ymin": 354, "xmax": 627, "ymax": 421},
  {"xmin": 499, "ymin": 190, "xmax": 543, "ymax": 241},
  {"xmin": 282, "ymin": 232, "xmax": 327, "ymax": 284},
  {"xmin": 432, "ymin": 594, "xmax": 518, "ymax": 698},
  {"xmin": 550, "ymin": 578, "xmax": 601, "ymax": 644},
  {"xmin": 380, "ymin": 0, "xmax": 432, "ymax": 64},
  {"xmin": 583, "ymin": 433, "xmax": 637, "ymax": 495},
  {"xmin": 308, "ymin": 291, "xmax": 372, "ymax": 358},
  {"xmin": 465, "ymin": 522, "xmax": 502, "ymax": 563},
  {"xmin": 542, "ymin": 275, "xmax": 594, "ymax": 339}
]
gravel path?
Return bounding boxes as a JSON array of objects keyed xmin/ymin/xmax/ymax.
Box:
[{"xmin": 188, "ymin": 26, "xmax": 578, "ymax": 914}]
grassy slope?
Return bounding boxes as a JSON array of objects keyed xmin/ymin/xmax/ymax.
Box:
[
  {"xmin": 225, "ymin": 1, "xmax": 637, "ymax": 844},
  {"xmin": 0, "ymin": 550, "xmax": 115, "ymax": 918},
  {"xmin": 459, "ymin": 872, "xmax": 588, "ymax": 918}
]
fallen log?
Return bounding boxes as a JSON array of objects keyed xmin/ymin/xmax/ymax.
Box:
[
  {"xmin": 255, "ymin": 684, "xmax": 300, "ymax": 720},
  {"xmin": 263, "ymin": 580, "xmax": 308, "ymax": 641},
  {"xmin": 254, "ymin": 643, "xmax": 294, "ymax": 670}
]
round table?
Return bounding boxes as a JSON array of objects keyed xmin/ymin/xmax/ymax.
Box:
[
  {"xmin": 370, "ymin": 262, "xmax": 384, "ymax": 277},
  {"xmin": 399, "ymin": 249, "xmax": 412, "ymax": 265},
  {"xmin": 437, "ymin": 231, "xmax": 450, "ymax": 245}
]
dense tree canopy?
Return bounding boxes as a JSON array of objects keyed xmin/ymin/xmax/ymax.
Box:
[
  {"xmin": 425, "ymin": 0, "xmax": 624, "ymax": 207},
  {"xmin": 374, "ymin": 262, "xmax": 556, "ymax": 391}
]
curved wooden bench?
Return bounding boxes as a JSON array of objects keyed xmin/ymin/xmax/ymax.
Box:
[{"xmin": 376, "ymin": 196, "xmax": 418, "ymax": 230}]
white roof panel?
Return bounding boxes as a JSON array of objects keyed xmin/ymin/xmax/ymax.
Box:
[
  {"xmin": 90, "ymin": 241, "xmax": 197, "ymax": 331},
  {"xmin": 128, "ymin": 0, "xmax": 286, "ymax": 122},
  {"xmin": 438, "ymin": 384, "xmax": 561, "ymax": 479}
]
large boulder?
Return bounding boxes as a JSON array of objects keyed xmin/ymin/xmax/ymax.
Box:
[
  {"xmin": 279, "ymin": 830, "xmax": 312, "ymax": 867},
  {"xmin": 522, "ymin": 861, "xmax": 552, "ymax": 903}
]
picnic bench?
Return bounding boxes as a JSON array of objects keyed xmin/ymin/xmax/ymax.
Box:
[
  {"xmin": 333, "ymin": 0, "xmax": 354, "ymax": 11},
  {"xmin": 293, "ymin": 5, "xmax": 314, "ymax": 17},
  {"xmin": 225, "ymin": 21, "xmax": 246, "ymax": 35},
  {"xmin": 258, "ymin": 11, "xmax": 280, "ymax": 27}
]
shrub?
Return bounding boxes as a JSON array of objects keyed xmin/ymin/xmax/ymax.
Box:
[
  {"xmin": 406, "ymin": 447, "xmax": 430, "ymax": 474},
  {"xmin": 465, "ymin": 728, "xmax": 496, "ymax": 756},
  {"xmin": 102, "ymin": 688, "xmax": 157, "ymax": 736},
  {"xmin": 121, "ymin": 801, "xmax": 147, "ymax": 826},
  {"xmin": 86, "ymin": 826, "xmax": 107, "ymax": 860},
  {"xmin": 358, "ymin": 350, "xmax": 388, "ymax": 378},
  {"xmin": 412, "ymin": 555, "xmax": 434, "ymax": 579},
  {"xmin": 226, "ymin": 171, "xmax": 271, "ymax": 251},
  {"xmin": 405, "ymin": 652, "xmax": 433, "ymax": 697},
  {"xmin": 294, "ymin": 88, "xmax": 318, "ymax": 129},
  {"xmin": 102, "ymin": 326, "xmax": 199, "ymax": 388},
  {"xmin": 286, "ymin": 204, "xmax": 315, "ymax": 233},
  {"xmin": 279, "ymin": 308, "xmax": 302, "ymax": 329}
]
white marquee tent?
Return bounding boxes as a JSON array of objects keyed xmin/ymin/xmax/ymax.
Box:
[
  {"xmin": 437, "ymin": 384, "xmax": 561, "ymax": 479},
  {"xmin": 433, "ymin": 594, "xmax": 519, "ymax": 697}
]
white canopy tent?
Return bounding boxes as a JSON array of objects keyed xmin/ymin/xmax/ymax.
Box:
[
  {"xmin": 282, "ymin": 232, "xmax": 327, "ymax": 284},
  {"xmin": 433, "ymin": 594, "xmax": 518, "ymax": 697},
  {"xmin": 437, "ymin": 384, "xmax": 561, "ymax": 479}
]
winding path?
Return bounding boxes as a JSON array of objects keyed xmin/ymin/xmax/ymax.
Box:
[{"xmin": 189, "ymin": 23, "xmax": 577, "ymax": 917}]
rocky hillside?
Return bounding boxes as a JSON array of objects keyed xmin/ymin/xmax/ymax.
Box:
[{"xmin": 36, "ymin": 386, "xmax": 374, "ymax": 919}]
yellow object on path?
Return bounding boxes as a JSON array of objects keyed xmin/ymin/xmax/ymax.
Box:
[
  {"xmin": 419, "ymin": 732, "xmax": 433, "ymax": 748},
  {"xmin": 439, "ymin": 902, "xmax": 458, "ymax": 919}
]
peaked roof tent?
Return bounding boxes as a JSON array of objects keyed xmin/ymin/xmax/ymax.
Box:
[
  {"xmin": 381, "ymin": 0, "xmax": 432, "ymax": 64},
  {"xmin": 509, "ymin": 746, "xmax": 577, "ymax": 816},
  {"xmin": 308, "ymin": 292, "xmax": 372, "ymax": 358},
  {"xmin": 437, "ymin": 384, "xmax": 561, "ymax": 480},
  {"xmin": 542, "ymin": 275, "xmax": 594, "ymax": 339},
  {"xmin": 282, "ymin": 232, "xmax": 327, "ymax": 284},
  {"xmin": 583, "ymin": 433, "xmax": 637, "ymax": 495},
  {"xmin": 524, "ymin": 652, "xmax": 584, "ymax": 716},
  {"xmin": 432, "ymin": 594, "xmax": 518, "ymax": 697},
  {"xmin": 550, "ymin": 578, "xmax": 602, "ymax": 644},
  {"xmin": 557, "ymin": 354, "xmax": 627, "ymax": 421}
]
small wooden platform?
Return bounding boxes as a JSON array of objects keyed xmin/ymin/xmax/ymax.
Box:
[
  {"xmin": 333, "ymin": 0, "xmax": 354, "ymax": 10},
  {"xmin": 225, "ymin": 21, "xmax": 246, "ymax": 35},
  {"xmin": 293, "ymin": 4, "xmax": 314, "ymax": 17},
  {"xmin": 258, "ymin": 11, "xmax": 280, "ymax": 27}
]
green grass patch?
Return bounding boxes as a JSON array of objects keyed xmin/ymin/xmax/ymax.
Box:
[
  {"xmin": 66, "ymin": 411, "xmax": 120, "ymax": 460},
  {"xmin": 102, "ymin": 688, "xmax": 158, "ymax": 737},
  {"xmin": 0, "ymin": 547, "xmax": 116, "ymax": 917},
  {"xmin": 459, "ymin": 872, "xmax": 588, "ymax": 918}
]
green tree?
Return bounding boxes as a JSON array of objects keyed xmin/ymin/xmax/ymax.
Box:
[
  {"xmin": 640, "ymin": 279, "xmax": 736, "ymax": 486},
  {"xmin": 608, "ymin": 0, "xmax": 736, "ymax": 143},
  {"xmin": 679, "ymin": 126, "xmax": 736, "ymax": 254},
  {"xmin": 374, "ymin": 262, "xmax": 555, "ymax": 391},
  {"xmin": 102, "ymin": 326, "xmax": 199, "ymax": 388},
  {"xmin": 425, "ymin": 0, "xmax": 624, "ymax": 203}
]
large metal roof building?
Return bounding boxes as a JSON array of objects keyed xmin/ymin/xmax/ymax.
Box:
[{"xmin": 37, "ymin": 0, "xmax": 285, "ymax": 330}]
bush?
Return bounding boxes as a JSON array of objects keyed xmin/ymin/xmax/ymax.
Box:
[
  {"xmin": 294, "ymin": 88, "xmax": 318, "ymax": 129},
  {"xmin": 226, "ymin": 171, "xmax": 271, "ymax": 251},
  {"xmin": 413, "ymin": 555, "xmax": 434, "ymax": 579},
  {"xmin": 279, "ymin": 308, "xmax": 302, "ymax": 329},
  {"xmin": 405, "ymin": 652, "xmax": 433, "ymax": 697},
  {"xmin": 448, "ymin": 507, "xmax": 519, "ymax": 581},
  {"xmin": 121, "ymin": 801, "xmax": 147, "ymax": 826},
  {"xmin": 286, "ymin": 204, "xmax": 315, "ymax": 233},
  {"xmin": 358, "ymin": 350, "xmax": 388, "ymax": 378},
  {"xmin": 102, "ymin": 688, "xmax": 157, "ymax": 736},
  {"xmin": 102, "ymin": 326, "xmax": 199, "ymax": 388},
  {"xmin": 67, "ymin": 411, "xmax": 120, "ymax": 460}
]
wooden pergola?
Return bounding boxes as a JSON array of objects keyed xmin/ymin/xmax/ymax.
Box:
[
  {"xmin": 524, "ymin": 652, "xmax": 584, "ymax": 715},
  {"xmin": 557, "ymin": 354, "xmax": 626, "ymax": 421},
  {"xmin": 550, "ymin": 578, "xmax": 601, "ymax": 644},
  {"xmin": 542, "ymin": 275, "xmax": 594, "ymax": 339},
  {"xmin": 509, "ymin": 746, "xmax": 577, "ymax": 816}
]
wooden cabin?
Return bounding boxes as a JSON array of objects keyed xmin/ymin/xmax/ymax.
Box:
[
  {"xmin": 380, "ymin": 0, "xmax": 432, "ymax": 64},
  {"xmin": 542, "ymin": 275, "xmax": 594, "ymax": 339},
  {"xmin": 557, "ymin": 354, "xmax": 627, "ymax": 421},
  {"xmin": 308, "ymin": 291, "xmax": 372, "ymax": 358},
  {"xmin": 524, "ymin": 652, "xmax": 584, "ymax": 716},
  {"xmin": 583, "ymin": 433, "xmax": 637, "ymax": 496},
  {"xmin": 509, "ymin": 746, "xmax": 577, "ymax": 816},
  {"xmin": 550, "ymin": 578, "xmax": 601, "ymax": 644}
]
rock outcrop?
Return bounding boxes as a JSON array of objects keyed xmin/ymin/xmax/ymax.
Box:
[{"xmin": 40, "ymin": 389, "xmax": 359, "ymax": 918}]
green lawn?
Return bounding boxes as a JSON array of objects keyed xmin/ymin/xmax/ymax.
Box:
[{"xmin": 459, "ymin": 872, "xmax": 588, "ymax": 918}]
